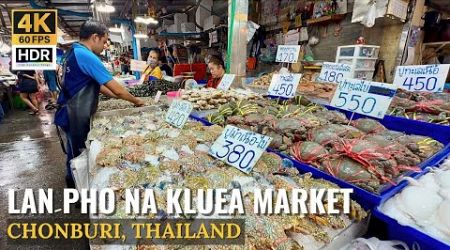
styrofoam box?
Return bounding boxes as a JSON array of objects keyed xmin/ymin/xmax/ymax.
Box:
[
  {"xmin": 181, "ymin": 23, "xmax": 196, "ymax": 33},
  {"xmin": 167, "ymin": 24, "xmax": 178, "ymax": 33},
  {"xmin": 196, "ymin": 7, "xmax": 210, "ymax": 27},
  {"xmin": 162, "ymin": 19, "xmax": 174, "ymax": 27},
  {"xmin": 204, "ymin": 15, "xmax": 220, "ymax": 30},
  {"xmin": 174, "ymin": 13, "xmax": 187, "ymax": 25},
  {"xmin": 197, "ymin": 0, "xmax": 212, "ymax": 10}
]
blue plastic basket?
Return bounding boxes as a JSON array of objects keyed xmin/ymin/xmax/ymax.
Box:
[
  {"xmin": 190, "ymin": 105, "xmax": 450, "ymax": 209},
  {"xmin": 373, "ymin": 207, "xmax": 450, "ymax": 249}
]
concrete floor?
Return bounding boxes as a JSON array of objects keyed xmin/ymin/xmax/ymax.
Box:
[{"xmin": 0, "ymin": 107, "xmax": 89, "ymax": 250}]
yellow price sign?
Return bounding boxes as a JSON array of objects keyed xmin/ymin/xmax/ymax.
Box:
[{"xmin": 12, "ymin": 9, "xmax": 57, "ymax": 45}]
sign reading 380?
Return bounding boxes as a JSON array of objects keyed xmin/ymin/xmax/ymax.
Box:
[{"xmin": 11, "ymin": 9, "xmax": 57, "ymax": 70}]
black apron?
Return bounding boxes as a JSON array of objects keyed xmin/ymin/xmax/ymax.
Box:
[{"xmin": 54, "ymin": 45, "xmax": 100, "ymax": 157}]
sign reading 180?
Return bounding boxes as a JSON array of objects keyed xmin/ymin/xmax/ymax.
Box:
[
  {"xmin": 393, "ymin": 64, "xmax": 450, "ymax": 93},
  {"xmin": 318, "ymin": 62, "xmax": 353, "ymax": 84}
]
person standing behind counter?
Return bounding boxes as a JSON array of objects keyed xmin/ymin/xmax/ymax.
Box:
[
  {"xmin": 142, "ymin": 48, "xmax": 163, "ymax": 80},
  {"xmin": 206, "ymin": 55, "xmax": 225, "ymax": 88},
  {"xmin": 54, "ymin": 20, "xmax": 144, "ymax": 188}
]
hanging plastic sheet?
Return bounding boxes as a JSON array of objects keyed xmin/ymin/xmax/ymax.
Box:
[{"xmin": 351, "ymin": 0, "xmax": 389, "ymax": 26}]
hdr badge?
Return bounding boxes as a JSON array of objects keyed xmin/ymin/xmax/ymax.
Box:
[{"xmin": 11, "ymin": 9, "xmax": 57, "ymax": 70}]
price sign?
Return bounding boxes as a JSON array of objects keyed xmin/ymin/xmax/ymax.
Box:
[
  {"xmin": 318, "ymin": 62, "xmax": 353, "ymax": 84},
  {"xmin": 330, "ymin": 78, "xmax": 397, "ymax": 119},
  {"xmin": 209, "ymin": 125, "xmax": 272, "ymax": 174},
  {"xmin": 165, "ymin": 100, "xmax": 193, "ymax": 128},
  {"xmin": 217, "ymin": 74, "xmax": 236, "ymax": 90},
  {"xmin": 393, "ymin": 64, "xmax": 450, "ymax": 92},
  {"xmin": 276, "ymin": 45, "xmax": 300, "ymax": 63},
  {"xmin": 267, "ymin": 73, "xmax": 302, "ymax": 98}
]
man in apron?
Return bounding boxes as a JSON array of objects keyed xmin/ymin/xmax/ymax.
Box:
[{"xmin": 55, "ymin": 20, "xmax": 144, "ymax": 188}]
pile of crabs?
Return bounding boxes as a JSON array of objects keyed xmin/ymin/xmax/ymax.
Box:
[
  {"xmin": 206, "ymin": 97, "xmax": 444, "ymax": 193},
  {"xmin": 389, "ymin": 89, "xmax": 450, "ymax": 125},
  {"xmin": 88, "ymin": 107, "xmax": 367, "ymax": 250}
]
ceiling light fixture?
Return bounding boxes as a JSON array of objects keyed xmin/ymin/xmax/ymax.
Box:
[
  {"xmin": 133, "ymin": 33, "xmax": 149, "ymax": 39},
  {"xmin": 134, "ymin": 16, "xmax": 158, "ymax": 25},
  {"xmin": 97, "ymin": 3, "xmax": 115, "ymax": 13}
]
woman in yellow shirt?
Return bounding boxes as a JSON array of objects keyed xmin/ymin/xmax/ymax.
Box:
[{"xmin": 143, "ymin": 48, "xmax": 163, "ymax": 80}]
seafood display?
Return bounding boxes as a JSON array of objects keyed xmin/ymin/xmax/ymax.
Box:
[
  {"xmin": 100, "ymin": 80, "xmax": 182, "ymax": 101},
  {"xmin": 87, "ymin": 107, "xmax": 367, "ymax": 249},
  {"xmin": 97, "ymin": 97, "xmax": 163, "ymax": 112},
  {"xmin": 388, "ymin": 89, "xmax": 450, "ymax": 125},
  {"xmin": 205, "ymin": 97, "xmax": 444, "ymax": 193},
  {"xmin": 380, "ymin": 159, "xmax": 450, "ymax": 245},
  {"xmin": 180, "ymin": 88, "xmax": 261, "ymax": 110},
  {"xmin": 297, "ymin": 81, "xmax": 337, "ymax": 103},
  {"xmin": 250, "ymin": 71, "xmax": 276, "ymax": 87}
]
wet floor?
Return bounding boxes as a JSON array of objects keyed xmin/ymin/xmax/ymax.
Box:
[{"xmin": 0, "ymin": 106, "xmax": 89, "ymax": 250}]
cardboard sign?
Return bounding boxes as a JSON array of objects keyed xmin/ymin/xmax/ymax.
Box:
[{"xmin": 209, "ymin": 125, "xmax": 272, "ymax": 174}]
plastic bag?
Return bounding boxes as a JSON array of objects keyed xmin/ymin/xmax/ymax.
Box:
[
  {"xmin": 362, "ymin": 2, "xmax": 377, "ymax": 27},
  {"xmin": 339, "ymin": 237, "xmax": 409, "ymax": 250}
]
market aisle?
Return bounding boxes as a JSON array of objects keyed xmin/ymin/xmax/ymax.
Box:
[{"xmin": 0, "ymin": 108, "xmax": 89, "ymax": 250}]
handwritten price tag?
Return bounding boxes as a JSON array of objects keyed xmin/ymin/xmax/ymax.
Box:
[
  {"xmin": 217, "ymin": 74, "xmax": 236, "ymax": 90},
  {"xmin": 318, "ymin": 62, "xmax": 353, "ymax": 84},
  {"xmin": 393, "ymin": 64, "xmax": 450, "ymax": 92},
  {"xmin": 165, "ymin": 100, "xmax": 193, "ymax": 128},
  {"xmin": 267, "ymin": 73, "xmax": 302, "ymax": 98},
  {"xmin": 276, "ymin": 45, "xmax": 300, "ymax": 63},
  {"xmin": 330, "ymin": 78, "xmax": 397, "ymax": 119},
  {"xmin": 209, "ymin": 125, "xmax": 272, "ymax": 174}
]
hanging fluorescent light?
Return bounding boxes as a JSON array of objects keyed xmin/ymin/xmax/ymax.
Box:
[
  {"xmin": 97, "ymin": 3, "xmax": 115, "ymax": 13},
  {"xmin": 134, "ymin": 33, "xmax": 149, "ymax": 39},
  {"xmin": 134, "ymin": 16, "xmax": 158, "ymax": 25},
  {"xmin": 109, "ymin": 24, "xmax": 123, "ymax": 33}
]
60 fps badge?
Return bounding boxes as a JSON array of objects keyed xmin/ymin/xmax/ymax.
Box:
[{"xmin": 11, "ymin": 9, "xmax": 57, "ymax": 70}]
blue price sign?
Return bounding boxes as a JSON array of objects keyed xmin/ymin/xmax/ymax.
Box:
[
  {"xmin": 165, "ymin": 100, "xmax": 193, "ymax": 128},
  {"xmin": 267, "ymin": 73, "xmax": 302, "ymax": 98},
  {"xmin": 330, "ymin": 78, "xmax": 397, "ymax": 119},
  {"xmin": 393, "ymin": 64, "xmax": 450, "ymax": 92},
  {"xmin": 318, "ymin": 62, "xmax": 353, "ymax": 84},
  {"xmin": 209, "ymin": 125, "xmax": 272, "ymax": 174}
]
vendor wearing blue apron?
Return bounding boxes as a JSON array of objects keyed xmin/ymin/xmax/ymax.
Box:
[{"xmin": 55, "ymin": 21, "xmax": 144, "ymax": 188}]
